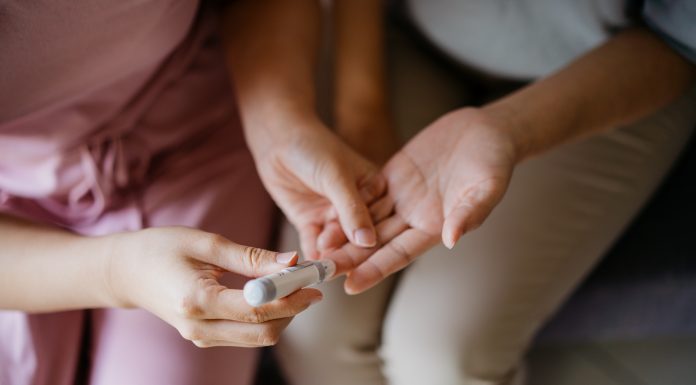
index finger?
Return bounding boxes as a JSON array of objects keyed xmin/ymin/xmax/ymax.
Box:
[
  {"xmin": 316, "ymin": 195, "xmax": 395, "ymax": 253},
  {"xmin": 321, "ymin": 214, "xmax": 409, "ymax": 276},
  {"xmin": 196, "ymin": 286, "xmax": 323, "ymax": 323},
  {"xmin": 344, "ymin": 228, "xmax": 436, "ymax": 294}
]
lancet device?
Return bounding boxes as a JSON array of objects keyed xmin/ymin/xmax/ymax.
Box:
[{"xmin": 243, "ymin": 260, "xmax": 336, "ymax": 307}]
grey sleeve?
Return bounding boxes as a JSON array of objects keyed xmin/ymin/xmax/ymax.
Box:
[{"xmin": 643, "ymin": 0, "xmax": 696, "ymax": 64}]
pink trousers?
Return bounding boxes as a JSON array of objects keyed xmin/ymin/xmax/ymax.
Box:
[
  {"xmin": 0, "ymin": 122, "xmax": 275, "ymax": 385},
  {"xmin": 1, "ymin": 3, "xmax": 277, "ymax": 382}
]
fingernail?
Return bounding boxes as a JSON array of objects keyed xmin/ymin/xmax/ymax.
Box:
[
  {"xmin": 344, "ymin": 276, "xmax": 366, "ymax": 295},
  {"xmin": 344, "ymin": 283, "xmax": 363, "ymax": 295},
  {"xmin": 353, "ymin": 228, "xmax": 377, "ymax": 247},
  {"xmin": 310, "ymin": 295, "xmax": 323, "ymax": 305},
  {"xmin": 444, "ymin": 231, "xmax": 461, "ymax": 250},
  {"xmin": 276, "ymin": 251, "xmax": 297, "ymax": 264}
]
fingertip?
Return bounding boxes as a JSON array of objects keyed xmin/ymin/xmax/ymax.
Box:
[
  {"xmin": 442, "ymin": 231, "xmax": 458, "ymax": 250},
  {"xmin": 353, "ymin": 227, "xmax": 377, "ymax": 248},
  {"xmin": 309, "ymin": 291, "xmax": 323, "ymax": 305},
  {"xmin": 442, "ymin": 216, "xmax": 465, "ymax": 250},
  {"xmin": 344, "ymin": 283, "xmax": 359, "ymax": 295},
  {"xmin": 299, "ymin": 288, "xmax": 323, "ymax": 305},
  {"xmin": 326, "ymin": 183, "xmax": 377, "ymax": 248},
  {"xmin": 344, "ymin": 275, "xmax": 368, "ymax": 295},
  {"xmin": 276, "ymin": 251, "xmax": 298, "ymax": 265}
]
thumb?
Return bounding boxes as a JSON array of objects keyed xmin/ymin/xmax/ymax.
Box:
[
  {"xmin": 442, "ymin": 186, "xmax": 502, "ymax": 249},
  {"xmin": 192, "ymin": 235, "xmax": 299, "ymax": 277},
  {"xmin": 323, "ymin": 172, "xmax": 377, "ymax": 248},
  {"xmin": 441, "ymin": 203, "xmax": 479, "ymax": 249}
]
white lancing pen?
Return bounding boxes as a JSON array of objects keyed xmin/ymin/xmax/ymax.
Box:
[{"xmin": 243, "ymin": 260, "xmax": 336, "ymax": 307}]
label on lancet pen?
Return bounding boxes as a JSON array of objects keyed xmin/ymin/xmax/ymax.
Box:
[{"xmin": 243, "ymin": 260, "xmax": 336, "ymax": 307}]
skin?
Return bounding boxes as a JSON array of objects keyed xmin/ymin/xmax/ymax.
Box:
[
  {"xmin": 222, "ymin": 0, "xmax": 389, "ymax": 260},
  {"xmin": 0, "ymin": 0, "xmax": 379, "ymax": 349},
  {"xmin": 316, "ymin": 0, "xmax": 400, "ymax": 251},
  {"xmin": 333, "ymin": 0, "xmax": 399, "ymax": 166},
  {"xmin": 0, "ymin": 215, "xmax": 322, "ymax": 347},
  {"xmin": 5, "ymin": 2, "xmax": 693, "ymax": 350},
  {"xmin": 321, "ymin": 28, "xmax": 696, "ymax": 294},
  {"xmin": 2, "ymin": 0, "xmax": 399, "ymax": 351}
]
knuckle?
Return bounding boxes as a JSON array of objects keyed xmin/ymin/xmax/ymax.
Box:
[
  {"xmin": 312, "ymin": 160, "xmax": 334, "ymax": 190},
  {"xmin": 191, "ymin": 233, "xmax": 212, "ymax": 254},
  {"xmin": 200, "ymin": 284, "xmax": 221, "ymax": 304},
  {"xmin": 256, "ymin": 325, "xmax": 281, "ymax": 346},
  {"xmin": 206, "ymin": 234, "xmax": 227, "ymax": 255},
  {"xmin": 176, "ymin": 295, "xmax": 204, "ymax": 319},
  {"xmin": 194, "ymin": 233, "xmax": 226, "ymax": 256},
  {"xmin": 242, "ymin": 246, "xmax": 265, "ymax": 272},
  {"xmin": 192, "ymin": 340, "xmax": 212, "ymax": 349},
  {"xmin": 243, "ymin": 307, "xmax": 267, "ymax": 324},
  {"xmin": 178, "ymin": 323, "xmax": 203, "ymax": 341}
]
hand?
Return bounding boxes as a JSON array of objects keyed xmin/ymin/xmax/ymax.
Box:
[
  {"xmin": 250, "ymin": 115, "xmax": 387, "ymax": 259},
  {"xmin": 312, "ymin": 106, "xmax": 400, "ymax": 252},
  {"xmin": 324, "ymin": 107, "xmax": 519, "ymax": 293},
  {"xmin": 107, "ymin": 227, "xmax": 322, "ymax": 348}
]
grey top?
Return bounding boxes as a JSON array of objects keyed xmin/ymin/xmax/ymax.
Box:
[
  {"xmin": 407, "ymin": 0, "xmax": 696, "ymax": 80},
  {"xmin": 644, "ymin": 0, "xmax": 696, "ymax": 64}
]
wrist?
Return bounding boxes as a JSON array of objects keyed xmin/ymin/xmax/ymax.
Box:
[
  {"xmin": 479, "ymin": 102, "xmax": 532, "ymax": 164},
  {"xmin": 242, "ymin": 104, "xmax": 326, "ymax": 157},
  {"xmin": 97, "ymin": 232, "xmax": 137, "ymax": 309}
]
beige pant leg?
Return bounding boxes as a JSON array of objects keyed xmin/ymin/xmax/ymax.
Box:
[
  {"xmin": 380, "ymin": 86, "xmax": 696, "ymax": 385},
  {"xmin": 273, "ymin": 20, "xmax": 473, "ymax": 385},
  {"xmin": 274, "ymin": 221, "xmax": 395, "ymax": 385}
]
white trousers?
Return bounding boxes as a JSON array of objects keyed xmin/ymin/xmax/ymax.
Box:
[{"xmin": 275, "ymin": 25, "xmax": 696, "ymax": 385}]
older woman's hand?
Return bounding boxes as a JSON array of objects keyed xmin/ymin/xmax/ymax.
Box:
[
  {"xmin": 323, "ymin": 107, "xmax": 518, "ymax": 294},
  {"xmin": 249, "ymin": 115, "xmax": 387, "ymax": 260}
]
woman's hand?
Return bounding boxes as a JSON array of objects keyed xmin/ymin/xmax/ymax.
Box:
[
  {"xmin": 312, "ymin": 106, "xmax": 399, "ymax": 253},
  {"xmin": 324, "ymin": 107, "xmax": 519, "ymax": 293},
  {"xmin": 222, "ymin": 0, "xmax": 388, "ymax": 258},
  {"xmin": 249, "ymin": 115, "xmax": 387, "ymax": 259},
  {"xmin": 108, "ymin": 227, "xmax": 323, "ymax": 348},
  {"xmin": 324, "ymin": 28, "xmax": 696, "ymax": 294}
]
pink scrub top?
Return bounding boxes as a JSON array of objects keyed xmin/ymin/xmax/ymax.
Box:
[
  {"xmin": 0, "ymin": 0, "xmax": 270, "ymax": 236},
  {"xmin": 0, "ymin": 3, "xmax": 275, "ymax": 384}
]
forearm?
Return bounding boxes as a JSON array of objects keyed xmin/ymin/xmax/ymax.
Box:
[
  {"xmin": 333, "ymin": 0, "xmax": 397, "ymax": 163},
  {"xmin": 222, "ymin": 0, "xmax": 323, "ymax": 154},
  {"xmin": 333, "ymin": 0, "xmax": 389, "ymax": 128},
  {"xmin": 0, "ymin": 215, "xmax": 119, "ymax": 312},
  {"xmin": 485, "ymin": 28, "xmax": 696, "ymax": 161}
]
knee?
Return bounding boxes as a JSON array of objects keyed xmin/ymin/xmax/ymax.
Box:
[
  {"xmin": 381, "ymin": 315, "xmax": 521, "ymax": 385},
  {"xmin": 275, "ymin": 277, "xmax": 392, "ymax": 385}
]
